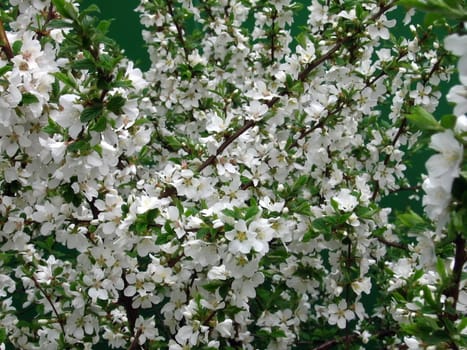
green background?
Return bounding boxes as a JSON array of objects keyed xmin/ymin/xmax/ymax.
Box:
[{"xmin": 80, "ymin": 0, "xmax": 150, "ymax": 69}]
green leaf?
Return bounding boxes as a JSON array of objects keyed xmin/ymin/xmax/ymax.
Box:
[
  {"xmin": 302, "ymin": 228, "xmax": 319, "ymax": 242},
  {"xmin": 295, "ymin": 31, "xmax": 308, "ymax": 48},
  {"xmin": 406, "ymin": 106, "xmax": 442, "ymax": 131},
  {"xmin": 330, "ymin": 198, "xmax": 340, "ymax": 212},
  {"xmin": 397, "ymin": 209, "xmax": 426, "ymax": 228},
  {"xmin": 422, "ymin": 285, "xmax": 437, "ymax": 308},
  {"xmin": 98, "ymin": 53, "xmax": 118, "ymax": 72},
  {"xmin": 53, "ymin": 71, "xmax": 78, "ymax": 90},
  {"xmin": 21, "ymin": 92, "xmax": 39, "ymax": 105},
  {"xmin": 436, "ymin": 258, "xmax": 448, "ymax": 281},
  {"xmin": 97, "ymin": 19, "xmax": 113, "ymax": 35},
  {"xmin": 52, "ymin": 0, "xmax": 78, "ymax": 20},
  {"xmin": 43, "ymin": 118, "xmax": 63, "ymax": 135},
  {"xmin": 290, "ymin": 198, "xmax": 311, "ymax": 216},
  {"xmin": 80, "ymin": 104, "xmax": 103, "ymax": 123},
  {"xmin": 312, "ymin": 217, "xmax": 332, "ymax": 233},
  {"xmin": 12, "ymin": 40, "xmax": 22, "ymax": 55},
  {"xmin": 67, "ymin": 139, "xmax": 91, "ymax": 154},
  {"xmin": 59, "ymin": 182, "xmax": 82, "ymax": 206},
  {"xmin": 291, "ymin": 175, "xmax": 309, "ymax": 194},
  {"xmin": 46, "ymin": 18, "xmax": 74, "ymax": 29},
  {"xmin": 202, "ymin": 280, "xmax": 224, "ymax": 293},
  {"xmin": 106, "ymin": 95, "xmax": 126, "ymax": 114},
  {"xmin": 156, "ymin": 232, "xmax": 172, "ymax": 244},
  {"xmin": 0, "ymin": 327, "xmax": 6, "ymax": 342},
  {"xmin": 245, "ymin": 204, "xmax": 259, "ymax": 221},
  {"xmin": 0, "ymin": 63, "xmax": 12, "ymax": 77},
  {"xmin": 165, "ymin": 136, "xmax": 183, "ymax": 151},
  {"xmin": 89, "ymin": 115, "xmax": 107, "ymax": 132},
  {"xmin": 81, "ymin": 4, "xmax": 101, "ymax": 15},
  {"xmin": 71, "ymin": 58, "xmax": 96, "ymax": 71},
  {"xmin": 355, "ymin": 205, "xmax": 379, "ymax": 219}
]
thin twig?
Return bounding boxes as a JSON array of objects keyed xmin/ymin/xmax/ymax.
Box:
[
  {"xmin": 30, "ymin": 275, "xmax": 67, "ymax": 338},
  {"xmin": 166, "ymin": 0, "xmax": 190, "ymax": 60}
]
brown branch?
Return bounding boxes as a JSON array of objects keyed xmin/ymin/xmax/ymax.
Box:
[
  {"xmin": 308, "ymin": 328, "xmax": 397, "ymax": 350},
  {"xmin": 270, "ymin": 9, "xmax": 277, "ymax": 63},
  {"xmin": 36, "ymin": 4, "xmax": 58, "ymax": 40},
  {"xmin": 196, "ymin": 1, "xmax": 398, "ymax": 172},
  {"xmin": 30, "ymin": 275, "xmax": 66, "ymax": 338},
  {"xmin": 0, "ymin": 20, "xmax": 14, "ymax": 59},
  {"xmin": 197, "ymin": 39, "xmax": 354, "ymax": 172},
  {"xmin": 377, "ymin": 236, "xmax": 408, "ymax": 250},
  {"xmin": 166, "ymin": 0, "xmax": 190, "ymax": 60},
  {"xmin": 198, "ymin": 120, "xmax": 255, "ymax": 172},
  {"xmin": 310, "ymin": 334, "xmax": 359, "ymax": 350},
  {"xmin": 119, "ymin": 271, "xmax": 141, "ymax": 349},
  {"xmin": 445, "ymin": 235, "xmax": 466, "ymax": 311},
  {"xmin": 128, "ymin": 328, "xmax": 143, "ymax": 350}
]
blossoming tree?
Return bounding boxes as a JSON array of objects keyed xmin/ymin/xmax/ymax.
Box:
[{"xmin": 0, "ymin": 0, "xmax": 465, "ymax": 349}]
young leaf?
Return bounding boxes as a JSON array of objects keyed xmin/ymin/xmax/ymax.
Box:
[
  {"xmin": 106, "ymin": 95, "xmax": 126, "ymax": 114},
  {"xmin": 52, "ymin": 0, "xmax": 78, "ymax": 21},
  {"xmin": 406, "ymin": 106, "xmax": 443, "ymax": 131},
  {"xmin": 80, "ymin": 104, "xmax": 103, "ymax": 123},
  {"xmin": 21, "ymin": 92, "xmax": 39, "ymax": 105}
]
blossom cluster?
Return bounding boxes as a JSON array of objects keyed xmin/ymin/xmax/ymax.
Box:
[{"xmin": 0, "ymin": 0, "xmax": 464, "ymax": 349}]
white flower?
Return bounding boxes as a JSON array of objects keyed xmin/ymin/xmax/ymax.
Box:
[
  {"xmin": 245, "ymin": 100, "xmax": 268, "ymax": 121},
  {"xmin": 445, "ymin": 33, "xmax": 467, "ymax": 114},
  {"xmin": 327, "ymin": 300, "xmax": 355, "ymax": 329},
  {"xmin": 447, "ymin": 85, "xmax": 467, "ymax": 116},
  {"xmin": 444, "ymin": 33, "xmax": 467, "ymax": 57},
  {"xmin": 135, "ymin": 316, "xmax": 158, "ymax": 345},
  {"xmin": 367, "ymin": 16, "xmax": 396, "ymax": 40},
  {"xmin": 215, "ymin": 319, "xmax": 233, "ymax": 338},
  {"xmin": 333, "ymin": 188, "xmax": 359, "ymax": 212},
  {"xmin": 455, "ymin": 115, "xmax": 467, "ymax": 141},
  {"xmin": 207, "ymin": 265, "xmax": 229, "ymax": 280},
  {"xmin": 50, "ymin": 94, "xmax": 84, "ymax": 139},
  {"xmin": 136, "ymin": 196, "xmax": 167, "ymax": 214},
  {"xmin": 351, "ymin": 277, "xmax": 372, "ymax": 296},
  {"xmin": 422, "ymin": 177, "xmax": 451, "ymax": 222},
  {"xmin": 426, "ymin": 130, "xmax": 463, "ymax": 184},
  {"xmin": 409, "ymin": 82, "xmax": 432, "ymax": 106},
  {"xmin": 225, "ymin": 220, "xmax": 261, "ymax": 254}
]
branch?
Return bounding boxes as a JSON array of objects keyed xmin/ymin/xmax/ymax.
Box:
[
  {"xmin": 377, "ymin": 236, "xmax": 408, "ymax": 250},
  {"xmin": 445, "ymin": 235, "xmax": 466, "ymax": 311},
  {"xmin": 197, "ymin": 120, "xmax": 255, "ymax": 172},
  {"xmin": 30, "ymin": 275, "xmax": 66, "ymax": 339},
  {"xmin": 0, "ymin": 20, "xmax": 13, "ymax": 60},
  {"xmin": 310, "ymin": 334, "xmax": 359, "ymax": 350},
  {"xmin": 128, "ymin": 328, "xmax": 143, "ymax": 350},
  {"xmin": 36, "ymin": 4, "xmax": 59, "ymax": 40},
  {"xmin": 270, "ymin": 9, "xmax": 277, "ymax": 63},
  {"xmin": 119, "ymin": 271, "xmax": 141, "ymax": 349},
  {"xmin": 308, "ymin": 328, "xmax": 397, "ymax": 350},
  {"xmin": 166, "ymin": 0, "xmax": 190, "ymax": 60},
  {"xmin": 196, "ymin": 1, "xmax": 398, "ymax": 172}
]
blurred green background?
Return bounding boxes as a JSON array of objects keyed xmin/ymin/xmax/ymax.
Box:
[{"xmin": 80, "ymin": 0, "xmax": 150, "ymax": 69}]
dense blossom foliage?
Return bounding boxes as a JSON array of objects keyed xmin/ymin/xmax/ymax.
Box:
[{"xmin": 0, "ymin": 0, "xmax": 465, "ymax": 349}]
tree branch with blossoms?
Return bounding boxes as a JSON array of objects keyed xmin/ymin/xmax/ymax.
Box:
[{"xmin": 0, "ymin": 0, "xmax": 465, "ymax": 349}]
